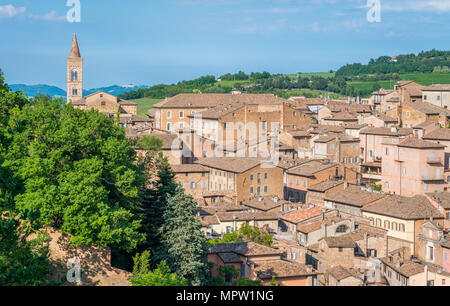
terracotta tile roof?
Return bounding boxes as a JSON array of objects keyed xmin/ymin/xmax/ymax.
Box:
[
  {"xmin": 210, "ymin": 242, "xmax": 282, "ymax": 257},
  {"xmin": 154, "ymin": 93, "xmax": 285, "ymax": 109},
  {"xmin": 281, "ymin": 206, "xmax": 325, "ymax": 224},
  {"xmin": 427, "ymin": 192, "xmax": 450, "ymax": 210},
  {"xmin": 244, "ymin": 197, "xmax": 287, "ymax": 212},
  {"xmin": 309, "ymin": 125, "xmax": 345, "ymax": 135},
  {"xmin": 328, "ymin": 266, "xmax": 361, "ymax": 281},
  {"xmin": 374, "ymin": 113, "xmax": 398, "ymax": 123},
  {"xmin": 414, "ymin": 121, "xmax": 438, "ymax": 129},
  {"xmin": 362, "ymin": 195, "xmax": 444, "ymax": 220},
  {"xmin": 360, "ymin": 127, "xmax": 413, "ymax": 136},
  {"xmin": 422, "ymin": 84, "xmax": 450, "ymax": 91},
  {"xmin": 171, "ymin": 164, "xmax": 209, "ymax": 173},
  {"xmin": 380, "ymin": 259, "xmax": 448, "ymax": 278},
  {"xmin": 423, "ymin": 128, "xmax": 450, "ymax": 141},
  {"xmin": 198, "ymin": 205, "xmax": 246, "ymax": 216},
  {"xmin": 404, "ymin": 87, "xmax": 423, "ymax": 97},
  {"xmin": 344, "ymin": 123, "xmax": 369, "ymax": 129},
  {"xmin": 276, "ymin": 158, "xmax": 310, "ymax": 170},
  {"xmin": 398, "ymin": 137, "xmax": 446, "ymax": 149},
  {"xmin": 287, "ymin": 160, "xmax": 338, "ymax": 177},
  {"xmin": 323, "ymin": 112, "xmax": 359, "ymax": 121},
  {"xmin": 308, "ymin": 180, "xmax": 344, "ymax": 193},
  {"xmin": 218, "ymin": 252, "xmax": 243, "ymax": 263},
  {"xmin": 296, "ymin": 215, "xmax": 343, "ymax": 234},
  {"xmin": 200, "ymin": 215, "xmax": 220, "ymax": 227},
  {"xmin": 197, "ymin": 157, "xmax": 261, "ymax": 173},
  {"xmin": 403, "ymin": 101, "xmax": 450, "ymax": 116},
  {"xmin": 325, "ymin": 186, "xmax": 387, "ymax": 208},
  {"xmin": 288, "ymin": 130, "xmax": 312, "ymax": 137},
  {"xmin": 253, "ymin": 260, "xmax": 316, "ymax": 279},
  {"xmin": 322, "ymin": 236, "xmax": 356, "ymax": 248},
  {"xmin": 325, "ymin": 101, "xmax": 373, "ymax": 113},
  {"xmin": 215, "ymin": 211, "xmax": 278, "ymax": 222}
]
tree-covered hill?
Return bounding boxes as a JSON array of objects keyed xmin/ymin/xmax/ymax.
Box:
[{"xmin": 336, "ymin": 49, "xmax": 450, "ymax": 76}]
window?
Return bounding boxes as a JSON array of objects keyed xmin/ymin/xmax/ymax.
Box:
[
  {"xmin": 428, "ymin": 246, "xmax": 434, "ymax": 261},
  {"xmin": 167, "ymin": 111, "xmax": 172, "ymax": 119},
  {"xmin": 385, "ymin": 148, "xmax": 389, "ymax": 156},
  {"xmin": 250, "ymin": 187, "xmax": 254, "ymax": 194},
  {"xmin": 264, "ymin": 186, "xmax": 268, "ymax": 193},
  {"xmin": 264, "ymin": 173, "xmax": 268, "ymax": 179},
  {"xmin": 250, "ymin": 175, "xmax": 254, "ymax": 181},
  {"xmin": 384, "ymin": 220, "xmax": 390, "ymax": 229},
  {"xmin": 296, "ymin": 178, "xmax": 300, "ymax": 186},
  {"xmin": 190, "ymin": 182, "xmax": 197, "ymax": 189},
  {"xmin": 166, "ymin": 123, "xmax": 172, "ymax": 131},
  {"xmin": 399, "ymin": 224, "xmax": 405, "ymax": 232},
  {"xmin": 336, "ymin": 225, "xmax": 348, "ymax": 233},
  {"xmin": 179, "ymin": 111, "xmax": 184, "ymax": 118},
  {"xmin": 72, "ymin": 88, "xmax": 78, "ymax": 96},
  {"xmin": 202, "ymin": 182, "xmax": 207, "ymax": 189},
  {"xmin": 71, "ymin": 70, "xmax": 78, "ymax": 81},
  {"xmin": 290, "ymin": 252, "xmax": 298, "ymax": 260}
]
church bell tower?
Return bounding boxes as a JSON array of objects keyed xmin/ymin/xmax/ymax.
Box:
[{"xmin": 67, "ymin": 33, "xmax": 83, "ymax": 103}]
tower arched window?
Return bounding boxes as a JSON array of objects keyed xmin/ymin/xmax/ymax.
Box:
[
  {"xmin": 72, "ymin": 70, "xmax": 78, "ymax": 81},
  {"xmin": 72, "ymin": 88, "xmax": 78, "ymax": 96}
]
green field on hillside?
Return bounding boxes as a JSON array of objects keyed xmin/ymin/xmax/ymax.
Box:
[
  {"xmin": 400, "ymin": 73, "xmax": 450, "ymax": 85},
  {"xmin": 130, "ymin": 97, "xmax": 163, "ymax": 116},
  {"xmin": 350, "ymin": 73, "xmax": 450, "ymax": 97},
  {"xmin": 215, "ymin": 80, "xmax": 250, "ymax": 87}
]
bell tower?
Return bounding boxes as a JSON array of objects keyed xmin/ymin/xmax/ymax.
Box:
[{"xmin": 67, "ymin": 33, "xmax": 83, "ymax": 103}]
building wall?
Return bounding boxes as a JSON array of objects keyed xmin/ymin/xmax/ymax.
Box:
[
  {"xmin": 443, "ymin": 248, "xmax": 450, "ymax": 273},
  {"xmin": 381, "ymin": 143, "xmax": 446, "ymax": 196},
  {"xmin": 286, "ymin": 165, "xmax": 341, "ymax": 203},
  {"xmin": 175, "ymin": 171, "xmax": 209, "ymax": 199},
  {"xmin": 423, "ymin": 91, "xmax": 450, "ymax": 109},
  {"xmin": 362, "ymin": 211, "xmax": 415, "ymax": 253}
]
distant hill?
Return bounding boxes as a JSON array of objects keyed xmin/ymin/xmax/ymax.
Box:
[
  {"xmin": 8, "ymin": 84, "xmax": 66, "ymax": 98},
  {"xmin": 8, "ymin": 84, "xmax": 148, "ymax": 100}
]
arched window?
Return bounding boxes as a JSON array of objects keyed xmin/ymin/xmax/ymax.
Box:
[
  {"xmin": 71, "ymin": 70, "xmax": 78, "ymax": 81},
  {"xmin": 399, "ymin": 224, "xmax": 405, "ymax": 232},
  {"xmin": 72, "ymin": 88, "xmax": 78, "ymax": 96},
  {"xmin": 384, "ymin": 220, "xmax": 390, "ymax": 229},
  {"xmin": 392, "ymin": 222, "xmax": 398, "ymax": 231},
  {"xmin": 376, "ymin": 219, "xmax": 382, "ymax": 227},
  {"xmin": 336, "ymin": 225, "xmax": 348, "ymax": 234}
]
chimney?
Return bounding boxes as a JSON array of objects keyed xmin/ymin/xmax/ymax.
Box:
[{"xmin": 321, "ymin": 222, "xmax": 327, "ymax": 238}]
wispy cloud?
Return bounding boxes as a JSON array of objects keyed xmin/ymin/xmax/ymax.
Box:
[
  {"xmin": 30, "ymin": 11, "xmax": 66, "ymax": 22},
  {"xmin": 0, "ymin": 4, "xmax": 26, "ymax": 19}
]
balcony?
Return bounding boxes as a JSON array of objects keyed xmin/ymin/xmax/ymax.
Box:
[
  {"xmin": 422, "ymin": 175, "xmax": 445, "ymax": 182},
  {"xmin": 362, "ymin": 173, "xmax": 382, "ymax": 181},
  {"xmin": 427, "ymin": 157, "xmax": 443, "ymax": 165}
]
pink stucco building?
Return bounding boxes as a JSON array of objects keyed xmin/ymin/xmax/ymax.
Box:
[{"xmin": 381, "ymin": 137, "xmax": 448, "ymax": 196}]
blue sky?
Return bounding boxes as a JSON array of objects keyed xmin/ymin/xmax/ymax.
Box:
[{"xmin": 1, "ymin": 0, "xmax": 450, "ymax": 88}]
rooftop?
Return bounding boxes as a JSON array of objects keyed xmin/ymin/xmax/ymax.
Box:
[
  {"xmin": 398, "ymin": 137, "xmax": 446, "ymax": 149},
  {"xmin": 287, "ymin": 160, "xmax": 338, "ymax": 177},
  {"xmin": 253, "ymin": 260, "xmax": 316, "ymax": 279},
  {"xmin": 197, "ymin": 157, "xmax": 261, "ymax": 173},
  {"xmin": 308, "ymin": 180, "xmax": 344, "ymax": 193},
  {"xmin": 210, "ymin": 242, "xmax": 282, "ymax": 257},
  {"xmin": 362, "ymin": 195, "xmax": 444, "ymax": 220},
  {"xmin": 281, "ymin": 206, "xmax": 325, "ymax": 224},
  {"xmin": 154, "ymin": 93, "xmax": 285, "ymax": 109},
  {"xmin": 325, "ymin": 186, "xmax": 386, "ymax": 208},
  {"xmin": 423, "ymin": 128, "xmax": 450, "ymax": 141},
  {"xmin": 322, "ymin": 236, "xmax": 356, "ymax": 248}
]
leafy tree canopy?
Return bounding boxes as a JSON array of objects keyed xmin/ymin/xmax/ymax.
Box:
[
  {"xmin": 130, "ymin": 251, "xmax": 187, "ymax": 286},
  {"xmin": 3, "ymin": 98, "xmax": 146, "ymax": 251}
]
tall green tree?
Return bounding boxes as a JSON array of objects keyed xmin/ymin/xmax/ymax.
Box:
[
  {"xmin": 130, "ymin": 250, "xmax": 187, "ymax": 286},
  {"xmin": 161, "ymin": 186, "xmax": 210, "ymax": 286},
  {"xmin": 3, "ymin": 97, "xmax": 146, "ymax": 251}
]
